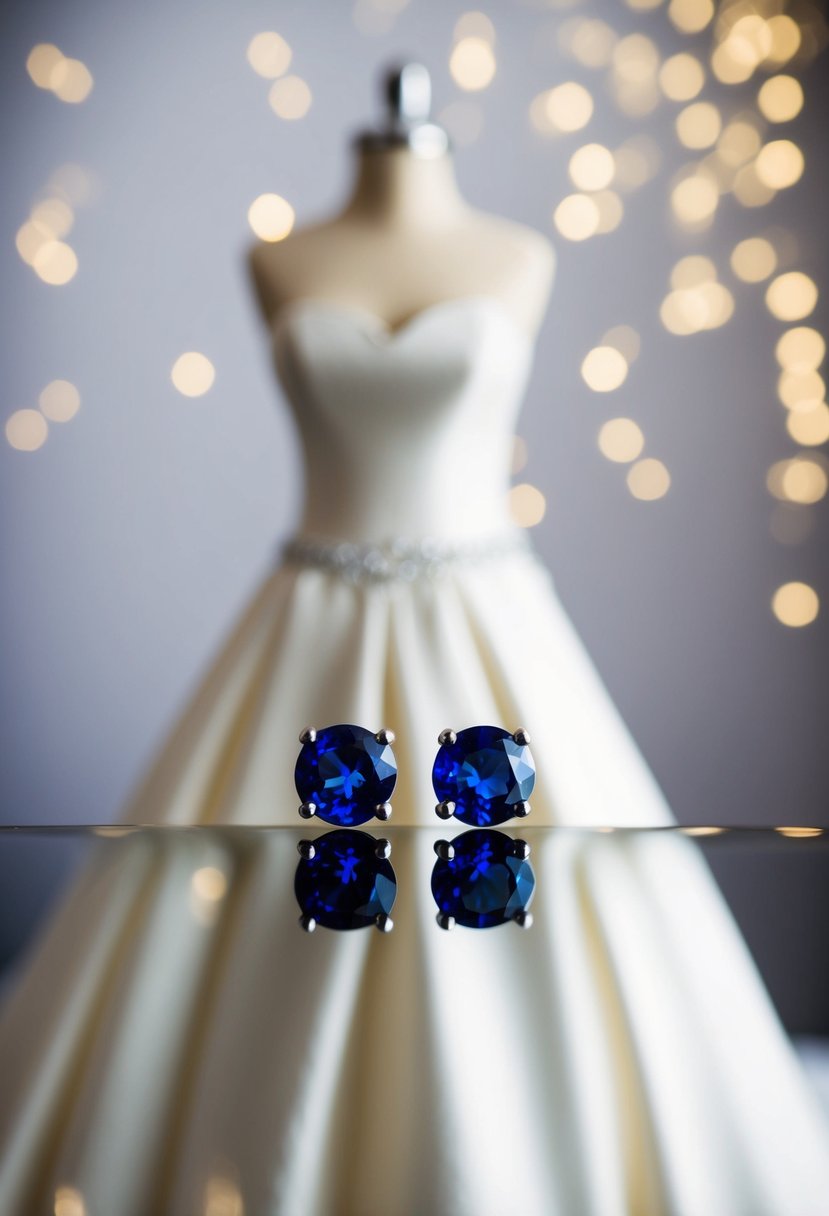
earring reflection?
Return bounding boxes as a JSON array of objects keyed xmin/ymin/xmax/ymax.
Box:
[
  {"xmin": 295, "ymin": 828, "xmax": 397, "ymax": 932},
  {"xmin": 431, "ymin": 829, "xmax": 535, "ymax": 930}
]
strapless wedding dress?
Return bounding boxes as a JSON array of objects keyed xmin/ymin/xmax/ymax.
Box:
[{"xmin": 1, "ymin": 295, "xmax": 828, "ymax": 1216}]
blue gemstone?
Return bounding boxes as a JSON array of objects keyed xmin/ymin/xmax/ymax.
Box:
[
  {"xmin": 432, "ymin": 725, "xmax": 535, "ymax": 826},
  {"xmin": 295, "ymin": 830, "xmax": 397, "ymax": 930},
  {"xmin": 430, "ymin": 829, "xmax": 535, "ymax": 929},
  {"xmin": 295, "ymin": 724, "xmax": 397, "ymax": 826}
]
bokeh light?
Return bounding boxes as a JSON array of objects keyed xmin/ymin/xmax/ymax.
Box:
[
  {"xmin": 627, "ymin": 458, "xmax": 671, "ymax": 500},
  {"xmin": 775, "ymin": 328, "xmax": 825, "ymax": 373},
  {"xmin": 32, "ymin": 241, "xmax": 78, "ymax": 285},
  {"xmin": 786, "ymin": 403, "xmax": 829, "ymax": 446},
  {"xmin": 553, "ymin": 193, "xmax": 600, "ymax": 241},
  {"xmin": 765, "ymin": 272, "xmax": 818, "ymax": 321},
  {"xmin": 758, "ymin": 75, "xmax": 804, "ymax": 122},
  {"xmin": 675, "ymin": 102, "xmax": 721, "ymax": 149},
  {"xmin": 268, "ymin": 76, "xmax": 312, "ymax": 119},
  {"xmin": 449, "ymin": 37, "xmax": 496, "ymax": 91},
  {"xmin": 602, "ymin": 324, "xmax": 641, "ymax": 362},
  {"xmin": 598, "ymin": 418, "xmax": 644, "ymax": 462},
  {"xmin": 659, "ymin": 52, "xmax": 705, "ymax": 101},
  {"xmin": 54, "ymin": 1186, "xmax": 86, "ymax": 1216},
  {"xmin": 777, "ymin": 369, "xmax": 825, "ymax": 412},
  {"xmin": 532, "ymin": 82, "xmax": 593, "ymax": 134},
  {"xmin": 772, "ymin": 582, "xmax": 819, "ymax": 627},
  {"xmin": 668, "ymin": 0, "xmax": 714, "ymax": 35},
  {"xmin": 568, "ymin": 143, "xmax": 615, "ymax": 191},
  {"xmin": 6, "ymin": 410, "xmax": 48, "ymax": 452},
  {"xmin": 26, "ymin": 44, "xmax": 63, "ymax": 88},
  {"xmin": 670, "ymin": 171, "xmax": 719, "ymax": 227},
  {"xmin": 755, "ymin": 140, "xmax": 805, "ymax": 190},
  {"xmin": 39, "ymin": 380, "xmax": 80, "ymax": 422},
  {"xmin": 509, "ymin": 483, "xmax": 546, "ymax": 527},
  {"xmin": 50, "ymin": 58, "xmax": 94, "ymax": 103},
  {"xmin": 581, "ymin": 346, "xmax": 628, "ymax": 391},
  {"xmin": 247, "ymin": 32, "xmax": 292, "ymax": 78},
  {"xmin": 171, "ymin": 353, "xmax": 215, "ymax": 398},
  {"xmin": 248, "ymin": 194, "xmax": 295, "ymax": 241},
  {"xmin": 730, "ymin": 237, "xmax": 777, "ymax": 283}
]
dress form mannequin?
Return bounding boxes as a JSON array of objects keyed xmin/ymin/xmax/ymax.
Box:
[{"xmin": 248, "ymin": 62, "xmax": 555, "ymax": 342}]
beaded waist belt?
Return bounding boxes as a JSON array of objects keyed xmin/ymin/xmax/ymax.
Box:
[{"xmin": 281, "ymin": 530, "xmax": 536, "ymax": 584}]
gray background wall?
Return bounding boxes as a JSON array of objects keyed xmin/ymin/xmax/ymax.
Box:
[{"xmin": 1, "ymin": 0, "xmax": 827, "ymax": 1019}]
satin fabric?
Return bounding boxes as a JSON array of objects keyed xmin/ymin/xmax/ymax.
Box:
[{"xmin": 1, "ymin": 297, "xmax": 828, "ymax": 1214}]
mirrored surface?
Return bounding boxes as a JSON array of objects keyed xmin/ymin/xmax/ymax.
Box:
[{"xmin": 1, "ymin": 826, "xmax": 828, "ymax": 1216}]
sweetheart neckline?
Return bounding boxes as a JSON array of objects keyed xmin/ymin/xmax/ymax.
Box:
[{"xmin": 269, "ymin": 293, "xmax": 535, "ymax": 347}]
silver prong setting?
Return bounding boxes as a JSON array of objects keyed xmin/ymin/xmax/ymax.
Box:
[
  {"xmin": 514, "ymin": 909, "xmax": 533, "ymax": 929},
  {"xmin": 375, "ymin": 727, "xmax": 395, "ymax": 746},
  {"xmin": 512, "ymin": 839, "xmax": 531, "ymax": 859},
  {"xmin": 438, "ymin": 728, "xmax": 457, "ymax": 746},
  {"xmin": 435, "ymin": 800, "xmax": 456, "ymax": 820},
  {"xmin": 436, "ymin": 912, "xmax": 456, "ymax": 931},
  {"xmin": 375, "ymin": 838, "xmax": 392, "ymax": 859},
  {"xmin": 434, "ymin": 839, "xmax": 455, "ymax": 860},
  {"xmin": 512, "ymin": 727, "xmax": 531, "ymax": 746},
  {"xmin": 299, "ymin": 727, "xmax": 317, "ymax": 745},
  {"xmin": 514, "ymin": 800, "xmax": 531, "ymax": 818},
  {"xmin": 297, "ymin": 840, "xmax": 316, "ymax": 860},
  {"xmin": 375, "ymin": 913, "xmax": 394, "ymax": 933},
  {"xmin": 375, "ymin": 802, "xmax": 392, "ymax": 821},
  {"xmin": 298, "ymin": 801, "xmax": 317, "ymax": 819},
  {"xmin": 299, "ymin": 914, "xmax": 317, "ymax": 932}
]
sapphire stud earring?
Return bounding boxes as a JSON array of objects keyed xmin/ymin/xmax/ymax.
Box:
[
  {"xmin": 432, "ymin": 726, "xmax": 535, "ymax": 825},
  {"xmin": 295, "ymin": 725, "xmax": 397, "ymax": 826}
]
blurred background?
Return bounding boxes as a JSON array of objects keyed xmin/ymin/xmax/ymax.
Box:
[{"xmin": 0, "ymin": 0, "xmax": 827, "ymax": 1015}]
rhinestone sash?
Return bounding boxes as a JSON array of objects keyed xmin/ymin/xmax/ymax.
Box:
[{"xmin": 281, "ymin": 530, "xmax": 536, "ymax": 584}]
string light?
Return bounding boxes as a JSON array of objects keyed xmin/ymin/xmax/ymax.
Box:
[
  {"xmin": 771, "ymin": 582, "xmax": 819, "ymax": 627},
  {"xmin": 509, "ymin": 483, "xmax": 546, "ymax": 527},
  {"xmin": 786, "ymin": 404, "xmax": 829, "ymax": 446},
  {"xmin": 775, "ymin": 328, "xmax": 825, "ymax": 373},
  {"xmin": 6, "ymin": 410, "xmax": 48, "ymax": 452},
  {"xmin": 268, "ymin": 76, "xmax": 312, "ymax": 119},
  {"xmin": 50, "ymin": 59, "xmax": 94, "ymax": 104},
  {"xmin": 758, "ymin": 75, "xmax": 804, "ymax": 122},
  {"xmin": 668, "ymin": 0, "xmax": 714, "ymax": 35},
  {"xmin": 531, "ymin": 82, "xmax": 593, "ymax": 134},
  {"xmin": 755, "ymin": 140, "xmax": 805, "ymax": 190},
  {"xmin": 581, "ymin": 346, "xmax": 628, "ymax": 392},
  {"xmin": 171, "ymin": 353, "xmax": 215, "ymax": 397},
  {"xmin": 248, "ymin": 194, "xmax": 295, "ymax": 241},
  {"xmin": 449, "ymin": 37, "xmax": 496, "ymax": 91},
  {"xmin": 598, "ymin": 418, "xmax": 644, "ymax": 462},
  {"xmin": 627, "ymin": 458, "xmax": 671, "ymax": 500},
  {"xmin": 32, "ymin": 241, "xmax": 78, "ymax": 285},
  {"xmin": 39, "ymin": 380, "xmax": 80, "ymax": 422},
  {"xmin": 659, "ymin": 52, "xmax": 705, "ymax": 101},
  {"xmin": 675, "ymin": 102, "xmax": 722, "ymax": 149},
  {"xmin": 730, "ymin": 237, "xmax": 777, "ymax": 283},
  {"xmin": 765, "ymin": 272, "xmax": 818, "ymax": 321},
  {"xmin": 247, "ymin": 32, "xmax": 292, "ymax": 78},
  {"xmin": 553, "ymin": 193, "xmax": 600, "ymax": 241},
  {"xmin": 568, "ymin": 144, "xmax": 614, "ymax": 191}
]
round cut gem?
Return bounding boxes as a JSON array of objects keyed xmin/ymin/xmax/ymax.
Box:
[
  {"xmin": 295, "ymin": 724, "xmax": 397, "ymax": 826},
  {"xmin": 432, "ymin": 725, "xmax": 535, "ymax": 826},
  {"xmin": 430, "ymin": 829, "xmax": 535, "ymax": 928},
  {"xmin": 295, "ymin": 830, "xmax": 397, "ymax": 930}
]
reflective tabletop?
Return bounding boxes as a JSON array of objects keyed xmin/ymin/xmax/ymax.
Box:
[{"xmin": 1, "ymin": 826, "xmax": 828, "ymax": 1216}]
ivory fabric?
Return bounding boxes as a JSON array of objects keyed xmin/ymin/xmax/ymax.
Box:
[{"xmin": 1, "ymin": 296, "xmax": 828, "ymax": 1215}]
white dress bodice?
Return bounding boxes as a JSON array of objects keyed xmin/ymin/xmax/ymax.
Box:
[{"xmin": 272, "ymin": 295, "xmax": 534, "ymax": 544}]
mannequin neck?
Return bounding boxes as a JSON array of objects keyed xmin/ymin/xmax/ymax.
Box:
[{"xmin": 340, "ymin": 146, "xmax": 469, "ymax": 229}]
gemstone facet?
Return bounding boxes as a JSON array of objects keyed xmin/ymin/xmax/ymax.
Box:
[
  {"xmin": 295, "ymin": 724, "xmax": 397, "ymax": 826},
  {"xmin": 294, "ymin": 829, "xmax": 397, "ymax": 930},
  {"xmin": 430, "ymin": 829, "xmax": 535, "ymax": 929},
  {"xmin": 432, "ymin": 725, "xmax": 535, "ymax": 826}
]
